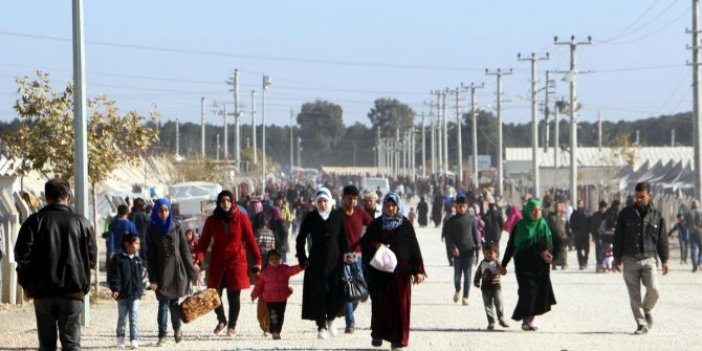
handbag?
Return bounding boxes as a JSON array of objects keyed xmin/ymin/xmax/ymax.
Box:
[
  {"xmin": 341, "ymin": 262, "xmax": 369, "ymax": 302},
  {"xmin": 369, "ymin": 245, "xmax": 397, "ymax": 273}
]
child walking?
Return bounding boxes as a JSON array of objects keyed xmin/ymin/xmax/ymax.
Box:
[
  {"xmin": 108, "ymin": 234, "xmax": 146, "ymax": 349},
  {"xmin": 251, "ymin": 249, "xmax": 304, "ymax": 339},
  {"xmin": 474, "ymin": 243, "xmax": 509, "ymax": 330}
]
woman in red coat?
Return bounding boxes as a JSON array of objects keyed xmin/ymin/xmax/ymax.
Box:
[{"xmin": 195, "ymin": 190, "xmax": 262, "ymax": 336}]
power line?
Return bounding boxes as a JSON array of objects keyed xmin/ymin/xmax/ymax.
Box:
[{"xmin": 0, "ymin": 30, "xmax": 484, "ymax": 73}]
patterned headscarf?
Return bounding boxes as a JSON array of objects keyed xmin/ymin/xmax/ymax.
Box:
[
  {"xmin": 513, "ymin": 198, "xmax": 552, "ymax": 253},
  {"xmin": 381, "ymin": 192, "xmax": 403, "ymax": 231},
  {"xmin": 150, "ymin": 198, "xmax": 173, "ymax": 233}
]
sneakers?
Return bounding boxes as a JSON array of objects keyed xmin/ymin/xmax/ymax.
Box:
[
  {"xmin": 174, "ymin": 329, "xmax": 183, "ymax": 343},
  {"xmin": 371, "ymin": 338, "xmax": 383, "ymax": 347},
  {"xmin": 462, "ymin": 297, "xmax": 469, "ymax": 306},
  {"xmin": 272, "ymin": 332, "xmax": 281, "ymax": 340},
  {"xmin": 327, "ymin": 320, "xmax": 338, "ymax": 337},
  {"xmin": 487, "ymin": 323, "xmax": 495, "ymax": 330},
  {"xmin": 453, "ymin": 291, "xmax": 460, "ymax": 303},
  {"xmin": 344, "ymin": 326, "xmax": 355, "ymax": 334},
  {"xmin": 213, "ymin": 322, "xmax": 227, "ymax": 335},
  {"xmin": 226, "ymin": 328, "xmax": 236, "ymax": 336},
  {"xmin": 499, "ymin": 319, "xmax": 510, "ymax": 328},
  {"xmin": 644, "ymin": 312, "xmax": 653, "ymax": 329},
  {"xmin": 155, "ymin": 338, "xmax": 166, "ymax": 347},
  {"xmin": 634, "ymin": 324, "xmax": 649, "ymax": 335},
  {"xmin": 116, "ymin": 336, "xmax": 126, "ymax": 348},
  {"xmin": 130, "ymin": 340, "xmax": 139, "ymax": 349},
  {"xmin": 317, "ymin": 328, "xmax": 328, "ymax": 340}
]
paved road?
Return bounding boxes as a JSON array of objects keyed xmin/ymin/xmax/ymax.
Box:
[{"xmin": 1, "ymin": 224, "xmax": 701, "ymax": 351}]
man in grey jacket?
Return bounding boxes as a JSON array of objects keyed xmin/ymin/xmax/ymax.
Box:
[{"xmin": 614, "ymin": 182, "xmax": 669, "ymax": 335}]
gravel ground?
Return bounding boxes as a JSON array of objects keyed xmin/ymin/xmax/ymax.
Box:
[{"xmin": 1, "ymin": 224, "xmax": 701, "ymax": 351}]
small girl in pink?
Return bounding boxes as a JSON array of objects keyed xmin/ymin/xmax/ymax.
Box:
[{"xmin": 251, "ymin": 249, "xmax": 304, "ymax": 339}]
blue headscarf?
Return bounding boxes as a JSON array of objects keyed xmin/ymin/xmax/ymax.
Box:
[
  {"xmin": 150, "ymin": 198, "xmax": 173, "ymax": 233},
  {"xmin": 381, "ymin": 192, "xmax": 403, "ymax": 231}
]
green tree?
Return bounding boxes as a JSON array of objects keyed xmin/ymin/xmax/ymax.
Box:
[
  {"xmin": 2, "ymin": 71, "xmax": 159, "ymax": 186},
  {"xmin": 296, "ymin": 100, "xmax": 345, "ymax": 166},
  {"xmin": 367, "ymin": 98, "xmax": 416, "ymax": 137}
]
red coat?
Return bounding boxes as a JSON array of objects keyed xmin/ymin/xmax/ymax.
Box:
[
  {"xmin": 251, "ymin": 264, "xmax": 303, "ymax": 302},
  {"xmin": 197, "ymin": 210, "xmax": 262, "ymax": 290}
]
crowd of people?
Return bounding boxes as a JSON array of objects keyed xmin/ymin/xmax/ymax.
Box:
[{"xmin": 12, "ymin": 173, "xmax": 677, "ymax": 350}]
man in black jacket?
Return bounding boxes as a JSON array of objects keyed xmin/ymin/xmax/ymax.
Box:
[
  {"xmin": 614, "ymin": 182, "xmax": 668, "ymax": 335},
  {"xmin": 443, "ymin": 194, "xmax": 480, "ymax": 305},
  {"xmin": 14, "ymin": 178, "xmax": 97, "ymax": 351},
  {"xmin": 570, "ymin": 200, "xmax": 591, "ymax": 270}
]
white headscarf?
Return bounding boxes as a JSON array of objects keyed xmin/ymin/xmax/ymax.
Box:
[{"xmin": 315, "ymin": 187, "xmax": 332, "ymax": 220}]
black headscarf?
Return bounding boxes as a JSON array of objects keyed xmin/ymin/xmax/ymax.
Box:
[{"xmin": 213, "ymin": 190, "xmax": 236, "ymax": 222}]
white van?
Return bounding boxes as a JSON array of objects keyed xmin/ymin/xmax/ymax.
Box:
[{"xmin": 361, "ymin": 177, "xmax": 390, "ymax": 197}]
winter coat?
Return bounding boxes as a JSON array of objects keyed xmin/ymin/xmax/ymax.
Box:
[
  {"xmin": 196, "ymin": 211, "xmax": 262, "ymax": 291},
  {"xmin": 146, "ymin": 222, "xmax": 198, "ymax": 300},
  {"xmin": 15, "ymin": 203, "xmax": 96, "ymax": 299},
  {"xmin": 108, "ymin": 252, "xmax": 146, "ymax": 300},
  {"xmin": 251, "ymin": 264, "xmax": 304, "ymax": 302}
]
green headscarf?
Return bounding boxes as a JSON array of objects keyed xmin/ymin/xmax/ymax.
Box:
[{"xmin": 513, "ymin": 198, "xmax": 552, "ymax": 253}]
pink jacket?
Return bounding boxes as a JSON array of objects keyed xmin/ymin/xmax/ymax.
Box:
[{"xmin": 251, "ymin": 264, "xmax": 304, "ymax": 303}]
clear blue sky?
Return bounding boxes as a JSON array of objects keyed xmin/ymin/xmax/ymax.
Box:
[{"xmin": 0, "ymin": 1, "xmax": 694, "ymax": 127}]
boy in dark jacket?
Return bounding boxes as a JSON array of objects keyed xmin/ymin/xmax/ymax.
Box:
[{"xmin": 109, "ymin": 234, "xmax": 146, "ymax": 349}]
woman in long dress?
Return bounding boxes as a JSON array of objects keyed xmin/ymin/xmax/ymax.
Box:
[
  {"xmin": 361, "ymin": 193, "xmax": 426, "ymax": 350},
  {"xmin": 500, "ymin": 198, "xmax": 556, "ymax": 331},
  {"xmin": 295, "ymin": 187, "xmax": 350, "ymax": 339}
]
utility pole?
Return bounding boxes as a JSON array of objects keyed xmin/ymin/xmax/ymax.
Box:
[
  {"xmin": 251, "ymin": 91, "xmax": 257, "ymax": 165},
  {"xmin": 261, "ymin": 74, "xmax": 272, "ymax": 191},
  {"xmin": 395, "ymin": 127, "xmax": 400, "ymax": 178},
  {"xmin": 216, "ymin": 134, "xmax": 221, "ymax": 161},
  {"xmin": 72, "ymin": 0, "xmax": 90, "ymax": 325},
  {"xmin": 213, "ymin": 103, "xmax": 229, "ymax": 160},
  {"xmin": 201, "ymin": 97, "xmax": 206, "ymax": 157},
  {"xmin": 442, "ymin": 89, "xmax": 449, "ymax": 175},
  {"xmin": 554, "ymin": 100, "xmax": 562, "ymax": 168},
  {"xmin": 555, "ymin": 35, "xmax": 592, "ymax": 205},
  {"xmin": 290, "ymin": 109, "xmax": 294, "ymax": 172},
  {"xmin": 485, "ymin": 68, "xmax": 513, "ymax": 198},
  {"xmin": 376, "ymin": 127, "xmax": 382, "ymax": 173},
  {"xmin": 297, "ymin": 137, "xmax": 302, "ymax": 168},
  {"xmin": 430, "ymin": 91, "xmax": 443, "ymax": 173},
  {"xmin": 672, "ymin": 128, "xmax": 676, "ymax": 146},
  {"xmin": 226, "ymin": 69, "xmax": 242, "ymax": 168},
  {"xmin": 421, "ymin": 113, "xmax": 426, "ymax": 178},
  {"xmin": 688, "ymin": 0, "xmax": 702, "ymax": 202},
  {"xmin": 543, "ymin": 71, "xmax": 555, "ymax": 153},
  {"xmin": 469, "ymin": 82, "xmax": 484, "ymax": 189},
  {"xmin": 175, "ymin": 118, "xmax": 180, "ymax": 156},
  {"xmin": 454, "ymin": 86, "xmax": 465, "ymax": 187},
  {"xmin": 518, "ymin": 52, "xmax": 549, "ymax": 198}
]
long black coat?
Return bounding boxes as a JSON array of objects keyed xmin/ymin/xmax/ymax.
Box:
[
  {"xmin": 295, "ymin": 209, "xmax": 349, "ymax": 321},
  {"xmin": 416, "ymin": 200, "xmax": 429, "ymax": 227},
  {"xmin": 146, "ymin": 223, "xmax": 198, "ymax": 300}
]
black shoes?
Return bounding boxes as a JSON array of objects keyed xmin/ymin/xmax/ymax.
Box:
[
  {"xmin": 174, "ymin": 329, "xmax": 183, "ymax": 343},
  {"xmin": 634, "ymin": 325, "xmax": 649, "ymax": 335},
  {"xmin": 644, "ymin": 312, "xmax": 653, "ymax": 329}
]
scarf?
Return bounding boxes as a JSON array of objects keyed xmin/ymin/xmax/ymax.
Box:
[
  {"xmin": 513, "ymin": 199, "xmax": 552, "ymax": 253},
  {"xmin": 150, "ymin": 198, "xmax": 173, "ymax": 233},
  {"xmin": 213, "ymin": 190, "xmax": 236, "ymax": 222},
  {"xmin": 315, "ymin": 187, "xmax": 332, "ymax": 220},
  {"xmin": 381, "ymin": 192, "xmax": 403, "ymax": 231}
]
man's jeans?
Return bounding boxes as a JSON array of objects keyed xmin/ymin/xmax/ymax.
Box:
[
  {"xmin": 622, "ymin": 256, "xmax": 659, "ymax": 327},
  {"xmin": 454, "ymin": 250, "xmax": 475, "ymax": 298},
  {"xmin": 117, "ymin": 299, "xmax": 139, "ymax": 341},
  {"xmin": 34, "ymin": 297, "xmax": 83, "ymax": 351},
  {"xmin": 157, "ymin": 295, "xmax": 181, "ymax": 338},
  {"xmin": 690, "ymin": 234, "xmax": 702, "ymax": 269},
  {"xmin": 344, "ymin": 259, "xmax": 364, "ymax": 328}
]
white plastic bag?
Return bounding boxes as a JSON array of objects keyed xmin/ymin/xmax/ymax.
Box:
[{"xmin": 369, "ymin": 245, "xmax": 397, "ymax": 273}]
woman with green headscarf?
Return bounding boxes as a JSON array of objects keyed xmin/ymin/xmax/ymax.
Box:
[{"xmin": 500, "ymin": 198, "xmax": 557, "ymax": 331}]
